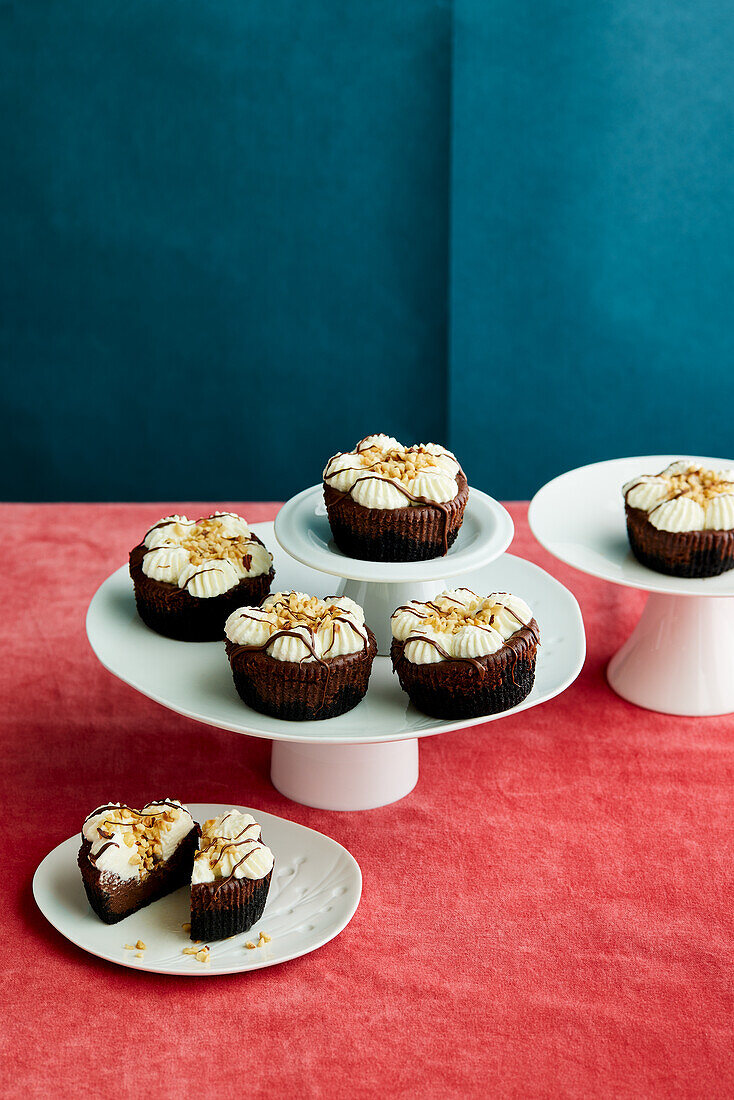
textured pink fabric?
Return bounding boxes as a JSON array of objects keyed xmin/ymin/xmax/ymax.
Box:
[{"xmin": 1, "ymin": 503, "xmax": 733, "ymax": 1099}]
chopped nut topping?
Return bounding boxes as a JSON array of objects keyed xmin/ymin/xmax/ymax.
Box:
[
  {"xmin": 265, "ymin": 593, "xmax": 356, "ymax": 634},
  {"xmin": 123, "ymin": 944, "xmax": 135, "ymax": 950},
  {"xmin": 180, "ymin": 518, "xmax": 253, "ymax": 569},
  {"xmin": 663, "ymin": 466, "xmax": 734, "ymax": 507},
  {"xmin": 245, "ymin": 942, "xmax": 257, "ymax": 950},
  {"xmin": 136, "ymin": 940, "xmax": 146, "ymax": 950},
  {"xmin": 195, "ymin": 947, "xmax": 210, "ymax": 963},
  {"xmin": 135, "ymin": 953, "xmax": 144, "ymax": 959},
  {"xmin": 358, "ymin": 444, "xmax": 444, "ymax": 481},
  {"xmin": 90, "ymin": 802, "xmax": 189, "ymax": 881},
  {"xmin": 182, "ymin": 922, "xmax": 191, "ymax": 932}
]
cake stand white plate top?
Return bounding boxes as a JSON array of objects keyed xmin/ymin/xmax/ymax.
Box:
[
  {"xmin": 275, "ymin": 484, "xmax": 514, "ymax": 582},
  {"xmin": 86, "ymin": 522, "xmax": 585, "ymax": 809},
  {"xmin": 33, "ymin": 804, "xmax": 361, "ymax": 976},
  {"xmin": 528, "ymin": 455, "xmax": 734, "ymax": 716},
  {"xmin": 528, "ymin": 454, "xmax": 734, "ymax": 597},
  {"xmin": 275, "ymin": 485, "xmax": 515, "ymax": 653}
]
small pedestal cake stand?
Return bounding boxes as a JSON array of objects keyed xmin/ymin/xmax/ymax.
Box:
[
  {"xmin": 529, "ymin": 455, "xmax": 734, "ymax": 717},
  {"xmin": 87, "ymin": 490, "xmax": 585, "ymax": 811}
]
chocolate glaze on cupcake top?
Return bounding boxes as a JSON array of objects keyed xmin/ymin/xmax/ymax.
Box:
[
  {"xmin": 623, "ymin": 462, "xmax": 734, "ymax": 532},
  {"xmin": 391, "ymin": 588, "xmax": 536, "ymax": 665},
  {"xmin": 225, "ymin": 591, "xmax": 370, "ymax": 662},
  {"xmin": 141, "ymin": 512, "xmax": 273, "ymax": 598},
  {"xmin": 192, "ymin": 810, "xmax": 274, "ymax": 884},
  {"xmin": 81, "ymin": 800, "xmax": 195, "ymax": 881},
  {"xmin": 323, "ymin": 434, "xmax": 462, "ymax": 509}
]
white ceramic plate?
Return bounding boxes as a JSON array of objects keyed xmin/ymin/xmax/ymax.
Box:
[
  {"xmin": 528, "ymin": 455, "xmax": 734, "ymax": 597},
  {"xmin": 33, "ymin": 804, "xmax": 361, "ymax": 976},
  {"xmin": 274, "ymin": 484, "xmax": 514, "ymax": 581},
  {"xmin": 86, "ymin": 526, "xmax": 586, "ymax": 745}
]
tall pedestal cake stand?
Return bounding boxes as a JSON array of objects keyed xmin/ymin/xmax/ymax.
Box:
[
  {"xmin": 529, "ymin": 454, "xmax": 734, "ymax": 717},
  {"xmin": 87, "ymin": 488, "xmax": 585, "ymax": 810}
]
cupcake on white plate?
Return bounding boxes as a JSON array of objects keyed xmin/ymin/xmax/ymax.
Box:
[
  {"xmin": 224, "ymin": 591, "xmax": 377, "ymax": 720},
  {"xmin": 390, "ymin": 588, "xmax": 539, "ymax": 719}
]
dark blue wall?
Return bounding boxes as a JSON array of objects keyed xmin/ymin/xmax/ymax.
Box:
[
  {"xmin": 450, "ymin": 0, "xmax": 734, "ymax": 497},
  {"xmin": 1, "ymin": 1, "xmax": 450, "ymax": 500},
  {"xmin": 3, "ymin": 1, "xmax": 734, "ymax": 502}
]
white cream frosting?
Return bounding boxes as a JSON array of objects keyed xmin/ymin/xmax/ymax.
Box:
[
  {"xmin": 191, "ymin": 810, "xmax": 274, "ymax": 883},
  {"xmin": 225, "ymin": 591, "xmax": 370, "ymax": 663},
  {"xmin": 392, "ymin": 588, "xmax": 535, "ymax": 665},
  {"xmin": 323, "ymin": 436, "xmax": 462, "ymax": 509},
  {"xmin": 623, "ymin": 462, "xmax": 734, "ymax": 532},
  {"xmin": 82, "ymin": 800, "xmax": 194, "ymax": 882},
  {"xmin": 140, "ymin": 513, "xmax": 273, "ymax": 596}
]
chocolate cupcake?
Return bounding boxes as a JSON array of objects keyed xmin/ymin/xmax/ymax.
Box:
[
  {"xmin": 130, "ymin": 512, "xmax": 275, "ymax": 641},
  {"xmin": 190, "ymin": 809, "xmax": 273, "ymax": 941},
  {"xmin": 225, "ymin": 591, "xmax": 377, "ymax": 721},
  {"xmin": 78, "ymin": 800, "xmax": 199, "ymax": 924},
  {"xmin": 390, "ymin": 588, "xmax": 539, "ymax": 720},
  {"xmin": 322, "ymin": 434, "xmax": 469, "ymax": 561},
  {"xmin": 623, "ymin": 461, "xmax": 734, "ymax": 578}
]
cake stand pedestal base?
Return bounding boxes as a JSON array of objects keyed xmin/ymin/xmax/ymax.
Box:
[
  {"xmin": 607, "ymin": 593, "xmax": 734, "ymax": 716},
  {"xmin": 270, "ymin": 738, "xmax": 419, "ymax": 811}
]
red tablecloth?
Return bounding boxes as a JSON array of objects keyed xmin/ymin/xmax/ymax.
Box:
[{"xmin": 2, "ymin": 503, "xmax": 732, "ymax": 1099}]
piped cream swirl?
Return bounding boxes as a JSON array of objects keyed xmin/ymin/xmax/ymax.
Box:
[
  {"xmin": 225, "ymin": 591, "xmax": 370, "ymax": 663},
  {"xmin": 323, "ymin": 436, "xmax": 462, "ymax": 509},
  {"xmin": 140, "ymin": 513, "xmax": 273, "ymax": 597},
  {"xmin": 191, "ymin": 809, "xmax": 273, "ymax": 883},
  {"xmin": 623, "ymin": 462, "xmax": 734, "ymax": 532},
  {"xmin": 391, "ymin": 588, "xmax": 535, "ymax": 665},
  {"xmin": 82, "ymin": 800, "xmax": 195, "ymax": 882}
]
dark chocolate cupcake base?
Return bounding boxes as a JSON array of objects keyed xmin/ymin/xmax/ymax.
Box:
[
  {"xmin": 226, "ymin": 630, "xmax": 377, "ymax": 721},
  {"xmin": 625, "ymin": 505, "xmax": 734, "ymax": 578},
  {"xmin": 190, "ymin": 870, "xmax": 273, "ymax": 941},
  {"xmin": 78, "ymin": 826, "xmax": 199, "ymax": 925},
  {"xmin": 129, "ymin": 539, "xmax": 275, "ymax": 641},
  {"xmin": 391, "ymin": 622, "xmax": 539, "ymax": 720},
  {"xmin": 323, "ymin": 473, "xmax": 469, "ymax": 562}
]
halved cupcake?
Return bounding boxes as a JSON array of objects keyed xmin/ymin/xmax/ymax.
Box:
[
  {"xmin": 323, "ymin": 434, "xmax": 469, "ymax": 561},
  {"xmin": 390, "ymin": 588, "xmax": 539, "ymax": 719},
  {"xmin": 190, "ymin": 809, "xmax": 273, "ymax": 941},
  {"xmin": 78, "ymin": 800, "xmax": 199, "ymax": 924},
  {"xmin": 129, "ymin": 512, "xmax": 275, "ymax": 641},
  {"xmin": 623, "ymin": 461, "xmax": 734, "ymax": 577},
  {"xmin": 225, "ymin": 591, "xmax": 377, "ymax": 720}
]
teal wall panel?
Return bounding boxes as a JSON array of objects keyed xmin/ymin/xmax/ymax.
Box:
[
  {"xmin": 3, "ymin": 1, "xmax": 734, "ymax": 503},
  {"xmin": 450, "ymin": 0, "xmax": 734, "ymax": 499},
  {"xmin": 0, "ymin": 1, "xmax": 450, "ymax": 500}
]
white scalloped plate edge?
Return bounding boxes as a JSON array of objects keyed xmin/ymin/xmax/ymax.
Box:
[{"xmin": 33, "ymin": 804, "xmax": 362, "ymax": 976}]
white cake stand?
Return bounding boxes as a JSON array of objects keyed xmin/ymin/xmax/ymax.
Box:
[
  {"xmin": 87, "ymin": 514, "xmax": 585, "ymax": 811},
  {"xmin": 273, "ymin": 484, "xmax": 515, "ymax": 653},
  {"xmin": 528, "ymin": 455, "xmax": 734, "ymax": 717}
]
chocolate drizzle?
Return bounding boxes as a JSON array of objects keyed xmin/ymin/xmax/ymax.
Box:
[
  {"xmin": 228, "ymin": 595, "xmax": 370, "ymax": 715},
  {"xmin": 90, "ymin": 841, "xmax": 118, "ymax": 864},
  {"xmin": 195, "ymin": 817, "xmax": 270, "ymax": 907},
  {"xmin": 396, "ymin": 591, "xmax": 540, "ymax": 676},
  {"xmin": 324, "ymin": 440, "xmax": 463, "ymax": 556}
]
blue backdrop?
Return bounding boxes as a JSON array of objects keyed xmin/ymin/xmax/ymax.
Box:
[{"xmin": 2, "ymin": 1, "xmax": 733, "ymax": 502}]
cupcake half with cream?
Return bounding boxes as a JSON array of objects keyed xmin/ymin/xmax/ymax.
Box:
[
  {"xmin": 129, "ymin": 512, "xmax": 275, "ymax": 641},
  {"xmin": 322, "ymin": 435, "xmax": 469, "ymax": 561},
  {"xmin": 390, "ymin": 589, "xmax": 539, "ymax": 719},
  {"xmin": 224, "ymin": 591, "xmax": 377, "ymax": 720},
  {"xmin": 623, "ymin": 461, "xmax": 734, "ymax": 577},
  {"xmin": 190, "ymin": 809, "xmax": 273, "ymax": 941},
  {"xmin": 78, "ymin": 800, "xmax": 199, "ymax": 924}
]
